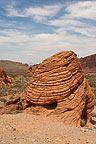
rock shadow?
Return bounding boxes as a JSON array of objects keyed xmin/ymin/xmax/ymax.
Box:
[{"xmin": 43, "ymin": 101, "xmax": 57, "ymax": 110}]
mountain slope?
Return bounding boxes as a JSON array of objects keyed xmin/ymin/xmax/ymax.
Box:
[
  {"xmin": 80, "ymin": 54, "xmax": 96, "ymax": 73},
  {"xmin": 0, "ymin": 60, "xmax": 29, "ymax": 74}
]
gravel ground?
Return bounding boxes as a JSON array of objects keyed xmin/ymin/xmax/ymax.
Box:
[{"xmin": 0, "ymin": 113, "xmax": 96, "ymax": 144}]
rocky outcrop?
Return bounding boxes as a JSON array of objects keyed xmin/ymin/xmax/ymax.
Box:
[
  {"xmin": 0, "ymin": 68, "xmax": 12, "ymax": 87},
  {"xmin": 25, "ymin": 51, "xmax": 95, "ymax": 127},
  {"xmin": 26, "ymin": 64, "xmax": 39, "ymax": 75},
  {"xmin": 80, "ymin": 54, "xmax": 96, "ymax": 73}
]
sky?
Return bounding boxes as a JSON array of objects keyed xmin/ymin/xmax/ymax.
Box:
[{"xmin": 0, "ymin": 0, "xmax": 96, "ymax": 64}]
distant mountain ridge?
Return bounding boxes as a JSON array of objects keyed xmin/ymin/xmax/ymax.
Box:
[
  {"xmin": 0, "ymin": 53, "xmax": 96, "ymax": 74},
  {"xmin": 80, "ymin": 54, "xmax": 96, "ymax": 73},
  {"xmin": 0, "ymin": 60, "xmax": 29, "ymax": 74}
]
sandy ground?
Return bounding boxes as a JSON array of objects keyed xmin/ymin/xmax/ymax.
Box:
[{"xmin": 0, "ymin": 113, "xmax": 96, "ymax": 144}]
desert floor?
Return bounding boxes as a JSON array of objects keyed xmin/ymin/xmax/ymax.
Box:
[{"xmin": 0, "ymin": 109, "xmax": 96, "ymax": 144}]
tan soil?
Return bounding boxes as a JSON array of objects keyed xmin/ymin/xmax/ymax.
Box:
[{"xmin": 0, "ymin": 113, "xmax": 96, "ymax": 144}]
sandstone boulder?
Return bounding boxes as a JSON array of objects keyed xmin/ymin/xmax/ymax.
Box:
[
  {"xmin": 26, "ymin": 51, "xmax": 95, "ymax": 127},
  {"xmin": 0, "ymin": 68, "xmax": 12, "ymax": 87}
]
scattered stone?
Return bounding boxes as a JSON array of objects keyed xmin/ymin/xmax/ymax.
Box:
[{"xmin": 80, "ymin": 128, "xmax": 86, "ymax": 132}]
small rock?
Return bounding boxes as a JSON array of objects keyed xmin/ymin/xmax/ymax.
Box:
[
  {"xmin": 12, "ymin": 134, "xmax": 16, "ymax": 139},
  {"xmin": 32, "ymin": 139, "xmax": 38, "ymax": 142},
  {"xmin": 80, "ymin": 128, "xmax": 86, "ymax": 132}
]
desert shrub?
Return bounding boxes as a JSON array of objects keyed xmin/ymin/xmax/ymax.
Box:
[
  {"xmin": 95, "ymin": 100, "xmax": 96, "ymax": 106},
  {"xmin": 92, "ymin": 112, "xmax": 96, "ymax": 117},
  {"xmin": 0, "ymin": 73, "xmax": 30, "ymax": 98},
  {"xmin": 93, "ymin": 88, "xmax": 96, "ymax": 98},
  {"xmin": 85, "ymin": 74, "xmax": 96, "ymax": 79},
  {"xmin": 88, "ymin": 79, "xmax": 96, "ymax": 88},
  {"xmin": 0, "ymin": 106, "xmax": 3, "ymax": 109},
  {"xmin": 0, "ymin": 98, "xmax": 6, "ymax": 102},
  {"xmin": 27, "ymin": 74, "xmax": 32, "ymax": 77},
  {"xmin": 10, "ymin": 108, "xmax": 15, "ymax": 111},
  {"xmin": 15, "ymin": 110, "xmax": 22, "ymax": 114},
  {"xmin": 9, "ymin": 96, "xmax": 14, "ymax": 99},
  {"xmin": 80, "ymin": 119, "xmax": 86, "ymax": 127},
  {"xmin": 11, "ymin": 84, "xmax": 23, "ymax": 88},
  {"xmin": 85, "ymin": 74, "xmax": 96, "ymax": 98}
]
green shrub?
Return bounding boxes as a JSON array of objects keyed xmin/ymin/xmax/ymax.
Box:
[
  {"xmin": 0, "ymin": 106, "xmax": 3, "ymax": 109},
  {"xmin": 85, "ymin": 74, "xmax": 96, "ymax": 98},
  {"xmin": 27, "ymin": 74, "xmax": 32, "ymax": 77},
  {"xmin": 9, "ymin": 96, "xmax": 14, "ymax": 99},
  {"xmin": 11, "ymin": 84, "xmax": 23, "ymax": 88},
  {"xmin": 95, "ymin": 100, "xmax": 96, "ymax": 106},
  {"xmin": 0, "ymin": 98, "xmax": 7, "ymax": 103},
  {"xmin": 10, "ymin": 108, "xmax": 15, "ymax": 111},
  {"xmin": 80, "ymin": 119, "xmax": 86, "ymax": 127},
  {"xmin": 15, "ymin": 110, "xmax": 22, "ymax": 114},
  {"xmin": 88, "ymin": 79, "xmax": 96, "ymax": 88},
  {"xmin": 92, "ymin": 112, "xmax": 96, "ymax": 117}
]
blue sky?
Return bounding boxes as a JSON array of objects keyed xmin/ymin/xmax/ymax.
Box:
[{"xmin": 0, "ymin": 0, "xmax": 96, "ymax": 64}]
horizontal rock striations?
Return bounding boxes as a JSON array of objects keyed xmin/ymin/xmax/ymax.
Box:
[{"xmin": 26, "ymin": 51, "xmax": 95, "ymax": 127}]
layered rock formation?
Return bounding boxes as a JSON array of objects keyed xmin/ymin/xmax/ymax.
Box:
[
  {"xmin": 80, "ymin": 54, "xmax": 96, "ymax": 73},
  {"xmin": 0, "ymin": 68, "xmax": 12, "ymax": 87},
  {"xmin": 26, "ymin": 51, "xmax": 95, "ymax": 127},
  {"xmin": 26, "ymin": 64, "xmax": 39, "ymax": 75}
]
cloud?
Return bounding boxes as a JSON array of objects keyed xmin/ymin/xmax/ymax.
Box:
[
  {"xmin": 54, "ymin": 25, "xmax": 96, "ymax": 38},
  {"xmin": 6, "ymin": 1, "xmax": 96, "ymax": 21},
  {"xmin": 6, "ymin": 4, "xmax": 63, "ymax": 22},
  {"xmin": 25, "ymin": 5, "xmax": 62, "ymax": 17},
  {"xmin": 0, "ymin": 30, "xmax": 30, "ymax": 43},
  {"xmin": 1, "ymin": 1, "xmax": 96, "ymax": 63},
  {"xmin": 66, "ymin": 1, "xmax": 96, "ymax": 20},
  {"xmin": 0, "ymin": 29, "xmax": 96, "ymax": 63},
  {"xmin": 49, "ymin": 1, "xmax": 96, "ymax": 38},
  {"xmin": 6, "ymin": 5, "xmax": 25, "ymax": 17},
  {"xmin": 49, "ymin": 18, "xmax": 85, "ymax": 27}
]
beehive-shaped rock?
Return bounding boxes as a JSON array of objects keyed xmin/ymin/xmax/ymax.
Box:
[{"xmin": 26, "ymin": 51, "xmax": 95, "ymax": 127}]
